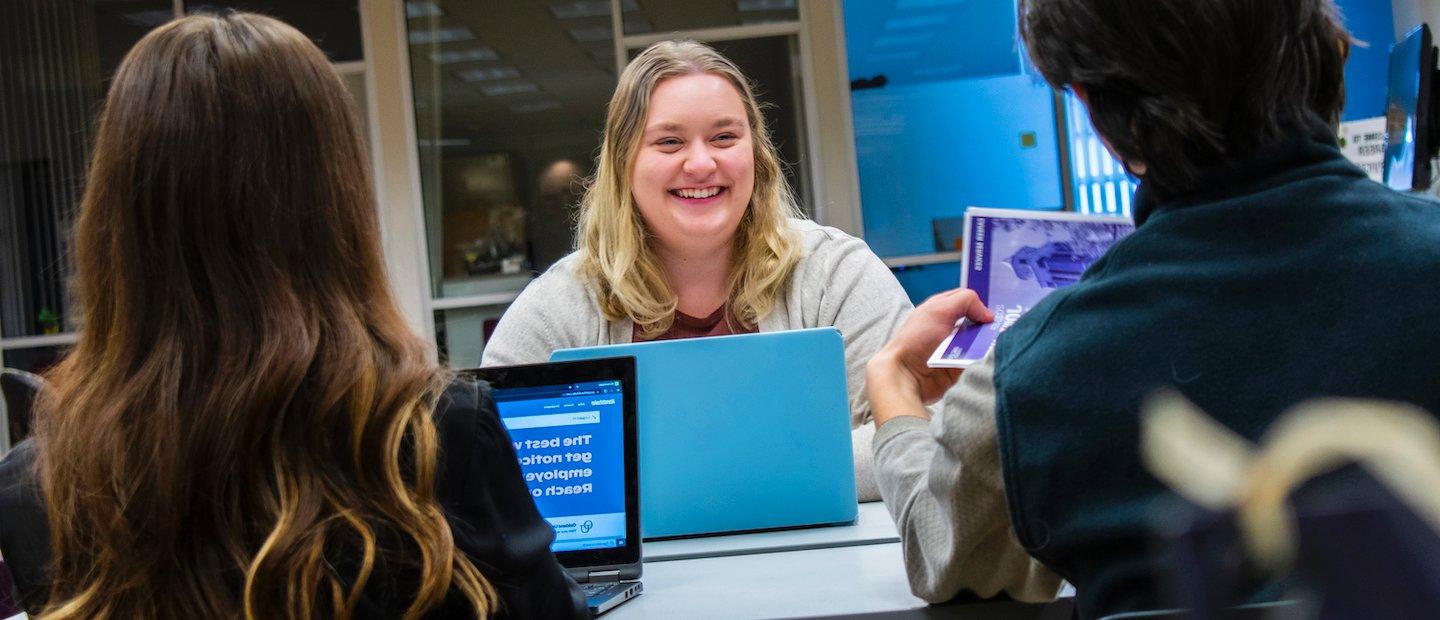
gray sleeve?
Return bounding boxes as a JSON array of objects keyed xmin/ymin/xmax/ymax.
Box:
[
  {"xmin": 806, "ymin": 235, "xmax": 913, "ymax": 427},
  {"xmin": 852, "ymin": 422, "xmax": 879, "ymax": 502},
  {"xmin": 798, "ymin": 230, "xmax": 913, "ymax": 502},
  {"xmin": 480, "ymin": 263, "xmax": 604, "ymax": 367},
  {"xmin": 872, "ymin": 350, "xmax": 1062, "ymax": 603}
]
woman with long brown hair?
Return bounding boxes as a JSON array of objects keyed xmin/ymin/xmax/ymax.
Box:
[{"xmin": 0, "ymin": 12, "xmax": 585, "ymax": 619}]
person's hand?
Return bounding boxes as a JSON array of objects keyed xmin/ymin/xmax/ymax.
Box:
[{"xmin": 867, "ymin": 288, "xmax": 993, "ymax": 427}]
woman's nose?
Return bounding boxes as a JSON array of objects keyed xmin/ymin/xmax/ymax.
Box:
[{"xmin": 682, "ymin": 145, "xmax": 718, "ymax": 178}]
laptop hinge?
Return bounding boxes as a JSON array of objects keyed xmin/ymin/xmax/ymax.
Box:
[{"xmin": 585, "ymin": 570, "xmax": 622, "ymax": 583}]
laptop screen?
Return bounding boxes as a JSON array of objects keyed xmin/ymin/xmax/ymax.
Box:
[{"xmin": 493, "ymin": 379, "xmax": 629, "ymax": 552}]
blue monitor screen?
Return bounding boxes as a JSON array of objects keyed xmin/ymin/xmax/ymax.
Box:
[
  {"xmin": 493, "ymin": 380, "xmax": 628, "ymax": 552},
  {"xmin": 1385, "ymin": 27, "xmax": 1427, "ymax": 191}
]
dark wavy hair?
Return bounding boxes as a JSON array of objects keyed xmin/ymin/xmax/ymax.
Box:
[
  {"xmin": 33, "ymin": 12, "xmax": 493, "ymax": 619},
  {"xmin": 1020, "ymin": 0, "xmax": 1352, "ymax": 196}
]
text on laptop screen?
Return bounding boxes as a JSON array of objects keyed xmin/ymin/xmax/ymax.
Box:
[{"xmin": 493, "ymin": 380, "xmax": 627, "ymax": 552}]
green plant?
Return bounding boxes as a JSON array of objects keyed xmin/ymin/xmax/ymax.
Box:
[{"xmin": 37, "ymin": 307, "xmax": 60, "ymax": 334}]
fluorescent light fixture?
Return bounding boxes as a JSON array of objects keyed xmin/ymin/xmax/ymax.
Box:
[
  {"xmin": 455, "ymin": 66, "xmax": 522, "ymax": 82},
  {"xmin": 737, "ymin": 0, "xmax": 796, "ymax": 11},
  {"xmin": 480, "ymin": 81, "xmax": 541, "ymax": 96},
  {"xmin": 430, "ymin": 47, "xmax": 500, "ymax": 64},
  {"xmin": 122, "ymin": 10, "xmax": 176, "ymax": 27},
  {"xmin": 571, "ymin": 18, "xmax": 646, "ymax": 41},
  {"xmin": 408, "ymin": 26, "xmax": 475, "ymax": 45},
  {"xmin": 510, "ymin": 100, "xmax": 563, "ymax": 114},
  {"xmin": 405, "ymin": 1, "xmax": 442, "ymax": 18},
  {"xmin": 740, "ymin": 15, "xmax": 791, "ymax": 25},
  {"xmin": 549, "ymin": 0, "xmax": 638, "ymax": 19}
]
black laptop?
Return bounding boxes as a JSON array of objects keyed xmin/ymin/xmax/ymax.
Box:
[{"xmin": 466, "ymin": 357, "xmax": 642, "ymax": 616}]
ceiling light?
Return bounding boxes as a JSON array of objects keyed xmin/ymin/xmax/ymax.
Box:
[
  {"xmin": 511, "ymin": 101, "xmax": 563, "ymax": 114},
  {"xmin": 121, "ymin": 10, "xmax": 175, "ymax": 27},
  {"xmin": 737, "ymin": 0, "xmax": 795, "ymax": 11},
  {"xmin": 455, "ymin": 66, "xmax": 522, "ymax": 82},
  {"xmin": 430, "ymin": 47, "xmax": 500, "ymax": 64},
  {"xmin": 408, "ymin": 26, "xmax": 475, "ymax": 45},
  {"xmin": 480, "ymin": 81, "xmax": 541, "ymax": 96},
  {"xmin": 549, "ymin": 0, "xmax": 638, "ymax": 19},
  {"xmin": 405, "ymin": 1, "xmax": 442, "ymax": 18}
]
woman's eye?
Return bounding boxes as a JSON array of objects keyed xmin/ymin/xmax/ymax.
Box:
[
  {"xmin": 713, "ymin": 133, "xmax": 738, "ymax": 144},
  {"xmin": 656, "ymin": 138, "xmax": 681, "ymax": 147}
]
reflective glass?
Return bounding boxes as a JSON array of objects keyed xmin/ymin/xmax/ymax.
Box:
[
  {"xmin": 434, "ymin": 305, "xmax": 513, "ymax": 368},
  {"xmin": 2, "ymin": 346, "xmax": 65, "ymax": 377},
  {"xmin": 624, "ymin": 0, "xmax": 798, "ymax": 34},
  {"xmin": 1, "ymin": 1, "xmax": 174, "ymax": 338},
  {"xmin": 184, "ymin": 1, "xmax": 364, "ymax": 62},
  {"xmin": 407, "ymin": 0, "xmax": 617, "ymax": 301},
  {"xmin": 706, "ymin": 36, "xmax": 809, "ymax": 214}
]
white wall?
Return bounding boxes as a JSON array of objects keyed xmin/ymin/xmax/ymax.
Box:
[{"xmin": 1394, "ymin": 0, "xmax": 1437, "ymax": 38}]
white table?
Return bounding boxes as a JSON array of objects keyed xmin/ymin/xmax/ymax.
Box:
[
  {"xmin": 609, "ymin": 542, "xmax": 930, "ymax": 619},
  {"xmin": 610, "ymin": 503, "xmax": 1075, "ymax": 619}
]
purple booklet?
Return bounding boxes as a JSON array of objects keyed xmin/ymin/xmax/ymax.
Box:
[{"xmin": 928, "ymin": 207, "xmax": 1134, "ymax": 368}]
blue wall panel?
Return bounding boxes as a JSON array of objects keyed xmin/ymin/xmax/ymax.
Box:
[
  {"xmin": 851, "ymin": 74, "xmax": 1063, "ymax": 258},
  {"xmin": 891, "ymin": 262, "xmax": 962, "ymax": 306},
  {"xmin": 843, "ymin": 0, "xmax": 1020, "ymax": 86},
  {"xmin": 1336, "ymin": 0, "xmax": 1396, "ymax": 120}
]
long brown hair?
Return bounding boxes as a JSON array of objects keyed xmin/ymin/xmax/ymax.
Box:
[{"xmin": 32, "ymin": 12, "xmax": 493, "ymax": 619}]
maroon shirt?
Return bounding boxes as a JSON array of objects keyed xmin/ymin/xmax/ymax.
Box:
[{"xmin": 634, "ymin": 305, "xmax": 757, "ymax": 342}]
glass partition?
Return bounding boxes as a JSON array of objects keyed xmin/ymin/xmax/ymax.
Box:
[{"xmin": 406, "ymin": 0, "xmax": 619, "ymax": 304}]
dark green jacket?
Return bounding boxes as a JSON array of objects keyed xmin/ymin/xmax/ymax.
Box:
[{"xmin": 994, "ymin": 121, "xmax": 1440, "ymax": 617}]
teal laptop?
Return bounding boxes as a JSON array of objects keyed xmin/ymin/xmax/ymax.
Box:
[{"xmin": 551, "ymin": 327, "xmax": 858, "ymax": 539}]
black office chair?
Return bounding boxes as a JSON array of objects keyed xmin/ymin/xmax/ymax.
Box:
[{"xmin": 0, "ymin": 368, "xmax": 44, "ymax": 448}]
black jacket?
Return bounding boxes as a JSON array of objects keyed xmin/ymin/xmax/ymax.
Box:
[
  {"xmin": 992, "ymin": 120, "xmax": 1440, "ymax": 618},
  {"xmin": 0, "ymin": 379, "xmax": 588, "ymax": 618}
]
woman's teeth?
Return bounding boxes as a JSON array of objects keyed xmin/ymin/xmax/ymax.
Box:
[{"xmin": 673, "ymin": 187, "xmax": 721, "ymax": 199}]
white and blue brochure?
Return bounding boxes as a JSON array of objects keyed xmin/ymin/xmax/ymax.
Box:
[{"xmin": 927, "ymin": 207, "xmax": 1135, "ymax": 368}]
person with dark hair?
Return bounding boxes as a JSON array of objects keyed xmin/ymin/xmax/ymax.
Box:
[
  {"xmin": 0, "ymin": 13, "xmax": 585, "ymax": 618},
  {"xmin": 866, "ymin": 0, "xmax": 1440, "ymax": 617}
]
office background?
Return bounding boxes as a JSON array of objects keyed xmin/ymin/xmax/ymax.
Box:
[{"xmin": 0, "ymin": 0, "xmax": 1416, "ymax": 379}]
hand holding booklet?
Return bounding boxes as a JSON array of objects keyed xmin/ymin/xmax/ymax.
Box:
[{"xmin": 928, "ymin": 207, "xmax": 1135, "ymax": 368}]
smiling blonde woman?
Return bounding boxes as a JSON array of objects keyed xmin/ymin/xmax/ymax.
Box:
[{"xmin": 483, "ymin": 40, "xmax": 911, "ymax": 500}]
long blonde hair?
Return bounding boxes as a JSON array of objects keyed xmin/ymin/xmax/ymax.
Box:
[
  {"xmin": 33, "ymin": 13, "xmax": 493, "ymax": 619},
  {"xmin": 577, "ymin": 40, "xmax": 803, "ymax": 338}
]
